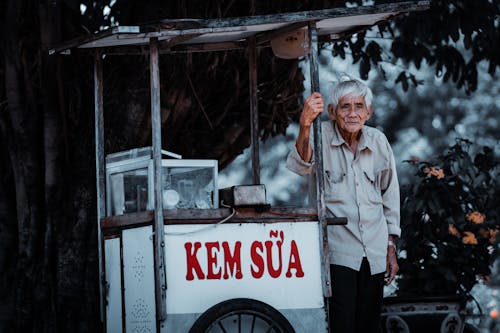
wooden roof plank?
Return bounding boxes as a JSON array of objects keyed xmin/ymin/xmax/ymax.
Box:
[{"xmin": 49, "ymin": 1, "xmax": 430, "ymax": 54}]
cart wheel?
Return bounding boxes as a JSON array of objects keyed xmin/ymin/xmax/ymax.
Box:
[
  {"xmin": 462, "ymin": 323, "xmax": 480, "ymax": 333},
  {"xmin": 189, "ymin": 298, "xmax": 295, "ymax": 333}
]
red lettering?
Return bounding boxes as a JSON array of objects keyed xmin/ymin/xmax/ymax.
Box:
[
  {"xmin": 223, "ymin": 241, "xmax": 242, "ymax": 279},
  {"xmin": 269, "ymin": 230, "xmax": 279, "ymax": 238},
  {"xmin": 264, "ymin": 241, "xmax": 283, "ymax": 278},
  {"xmin": 286, "ymin": 240, "xmax": 304, "ymax": 278},
  {"xmin": 265, "ymin": 231, "xmax": 284, "ymax": 278},
  {"xmin": 185, "ymin": 242, "xmax": 205, "ymax": 280},
  {"xmin": 186, "ymin": 232, "xmax": 303, "ymax": 281},
  {"xmin": 206, "ymin": 242, "xmax": 221, "ymax": 279},
  {"xmin": 250, "ymin": 241, "xmax": 265, "ymax": 278}
]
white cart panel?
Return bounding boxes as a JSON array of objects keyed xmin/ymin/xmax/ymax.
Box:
[
  {"xmin": 105, "ymin": 237, "xmax": 122, "ymax": 333},
  {"xmin": 164, "ymin": 222, "xmax": 324, "ymax": 315},
  {"xmin": 122, "ymin": 226, "xmax": 157, "ymax": 332}
]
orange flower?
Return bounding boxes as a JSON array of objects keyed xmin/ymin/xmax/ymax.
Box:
[
  {"xmin": 478, "ymin": 228, "xmax": 498, "ymax": 244},
  {"xmin": 423, "ymin": 167, "xmax": 445, "ymax": 179},
  {"xmin": 462, "ymin": 231, "xmax": 478, "ymax": 245},
  {"xmin": 478, "ymin": 274, "xmax": 490, "ymax": 284},
  {"xmin": 479, "ymin": 228, "xmax": 490, "ymax": 239},
  {"xmin": 490, "ymin": 308, "xmax": 499, "ymax": 320},
  {"xmin": 466, "ymin": 211, "xmax": 485, "ymax": 224},
  {"xmin": 448, "ymin": 224, "xmax": 460, "ymax": 237}
]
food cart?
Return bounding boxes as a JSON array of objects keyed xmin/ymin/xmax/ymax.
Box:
[{"xmin": 50, "ymin": 2, "xmax": 429, "ymax": 332}]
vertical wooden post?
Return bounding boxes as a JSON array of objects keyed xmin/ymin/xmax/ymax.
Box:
[
  {"xmin": 150, "ymin": 37, "xmax": 167, "ymax": 322},
  {"xmin": 308, "ymin": 22, "xmax": 331, "ymax": 298},
  {"xmin": 248, "ymin": 37, "xmax": 260, "ymax": 185},
  {"xmin": 94, "ymin": 51, "xmax": 106, "ymax": 321}
]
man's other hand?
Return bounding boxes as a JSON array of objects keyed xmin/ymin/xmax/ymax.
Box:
[{"xmin": 385, "ymin": 245, "xmax": 398, "ymax": 285}]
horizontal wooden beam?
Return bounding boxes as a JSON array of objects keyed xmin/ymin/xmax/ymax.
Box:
[
  {"xmin": 100, "ymin": 207, "xmax": 348, "ymax": 233},
  {"xmin": 169, "ymin": 1, "xmax": 430, "ymax": 29}
]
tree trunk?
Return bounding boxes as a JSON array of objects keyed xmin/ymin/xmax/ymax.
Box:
[
  {"xmin": 3, "ymin": 1, "xmax": 45, "ymax": 331},
  {"xmin": 0, "ymin": 131, "xmax": 17, "ymax": 331},
  {"xmin": 1, "ymin": 1, "xmax": 100, "ymax": 331},
  {"xmin": 0, "ymin": 1, "xmax": 305, "ymax": 331}
]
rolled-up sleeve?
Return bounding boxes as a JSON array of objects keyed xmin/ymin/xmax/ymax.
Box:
[{"xmin": 286, "ymin": 145, "xmax": 315, "ymax": 176}]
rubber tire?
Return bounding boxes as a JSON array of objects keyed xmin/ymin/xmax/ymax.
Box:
[
  {"xmin": 462, "ymin": 323, "xmax": 480, "ymax": 333},
  {"xmin": 189, "ymin": 298, "xmax": 295, "ymax": 333}
]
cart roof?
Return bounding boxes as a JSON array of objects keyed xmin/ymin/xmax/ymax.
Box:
[{"xmin": 50, "ymin": 1, "xmax": 429, "ymax": 55}]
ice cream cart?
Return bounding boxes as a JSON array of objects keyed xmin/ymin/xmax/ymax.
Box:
[{"xmin": 50, "ymin": 2, "xmax": 429, "ymax": 332}]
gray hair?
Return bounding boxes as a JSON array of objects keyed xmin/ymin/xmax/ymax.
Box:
[{"xmin": 329, "ymin": 75, "xmax": 373, "ymax": 116}]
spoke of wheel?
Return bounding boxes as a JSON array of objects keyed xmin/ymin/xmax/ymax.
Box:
[
  {"xmin": 218, "ymin": 321, "xmax": 228, "ymax": 333},
  {"xmin": 250, "ymin": 315, "xmax": 256, "ymax": 333},
  {"xmin": 265, "ymin": 325, "xmax": 277, "ymax": 333}
]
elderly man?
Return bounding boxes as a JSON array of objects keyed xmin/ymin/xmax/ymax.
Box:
[{"xmin": 286, "ymin": 76, "xmax": 400, "ymax": 333}]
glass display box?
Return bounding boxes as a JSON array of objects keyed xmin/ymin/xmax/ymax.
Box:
[{"xmin": 105, "ymin": 147, "xmax": 218, "ymax": 216}]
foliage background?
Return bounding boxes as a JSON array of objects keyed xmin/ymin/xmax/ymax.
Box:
[{"xmin": 396, "ymin": 139, "xmax": 499, "ymax": 297}]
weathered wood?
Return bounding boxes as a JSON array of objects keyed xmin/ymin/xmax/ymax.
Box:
[
  {"xmin": 49, "ymin": 1, "xmax": 430, "ymax": 54},
  {"xmin": 248, "ymin": 37, "xmax": 260, "ymax": 184},
  {"xmin": 308, "ymin": 22, "xmax": 331, "ymax": 299},
  {"xmin": 149, "ymin": 1, "xmax": 430, "ymax": 29},
  {"xmin": 161, "ymin": 33, "xmax": 202, "ymax": 48},
  {"xmin": 162, "ymin": 41, "xmax": 247, "ymax": 53},
  {"xmin": 101, "ymin": 211, "xmax": 155, "ymax": 228},
  {"xmin": 89, "ymin": 41, "xmax": 247, "ymax": 56},
  {"xmin": 100, "ymin": 207, "xmax": 338, "ymax": 230},
  {"xmin": 149, "ymin": 38, "xmax": 167, "ymax": 322},
  {"xmin": 255, "ymin": 22, "xmax": 308, "ymax": 45},
  {"xmin": 143, "ymin": 25, "xmax": 247, "ymax": 36},
  {"xmin": 100, "ymin": 208, "xmax": 352, "ymax": 238},
  {"xmin": 326, "ymin": 217, "xmax": 347, "ymax": 225},
  {"xmin": 93, "ymin": 51, "xmax": 106, "ymax": 322}
]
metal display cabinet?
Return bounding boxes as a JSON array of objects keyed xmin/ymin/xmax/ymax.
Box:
[
  {"xmin": 50, "ymin": 2, "xmax": 430, "ymax": 332},
  {"xmin": 106, "ymin": 147, "xmax": 218, "ymax": 216}
]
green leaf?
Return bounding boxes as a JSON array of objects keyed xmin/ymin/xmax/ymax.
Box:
[
  {"xmin": 365, "ymin": 41, "xmax": 382, "ymax": 64},
  {"xmin": 359, "ymin": 56, "xmax": 370, "ymax": 80},
  {"xmin": 390, "ymin": 38, "xmax": 404, "ymax": 59},
  {"xmin": 395, "ymin": 71, "xmax": 409, "ymax": 91},
  {"xmin": 332, "ymin": 42, "xmax": 346, "ymax": 59}
]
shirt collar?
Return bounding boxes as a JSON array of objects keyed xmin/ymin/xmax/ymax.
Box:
[{"xmin": 330, "ymin": 121, "xmax": 374, "ymax": 151}]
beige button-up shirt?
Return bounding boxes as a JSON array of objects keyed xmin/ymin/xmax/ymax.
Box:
[{"xmin": 286, "ymin": 121, "xmax": 401, "ymax": 275}]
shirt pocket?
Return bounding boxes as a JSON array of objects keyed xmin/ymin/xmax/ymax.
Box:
[
  {"xmin": 376, "ymin": 168, "xmax": 391, "ymax": 192},
  {"xmin": 325, "ymin": 170, "xmax": 347, "ymax": 203},
  {"xmin": 363, "ymin": 170, "xmax": 383, "ymax": 204}
]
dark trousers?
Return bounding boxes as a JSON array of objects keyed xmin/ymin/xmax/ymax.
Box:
[{"xmin": 328, "ymin": 258, "xmax": 385, "ymax": 333}]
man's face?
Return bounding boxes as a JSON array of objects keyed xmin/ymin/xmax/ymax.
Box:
[{"xmin": 330, "ymin": 95, "xmax": 372, "ymax": 134}]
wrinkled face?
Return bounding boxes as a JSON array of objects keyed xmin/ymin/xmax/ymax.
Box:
[{"xmin": 330, "ymin": 95, "xmax": 372, "ymax": 134}]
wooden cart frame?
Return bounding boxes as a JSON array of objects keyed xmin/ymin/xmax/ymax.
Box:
[{"xmin": 50, "ymin": 2, "xmax": 429, "ymax": 332}]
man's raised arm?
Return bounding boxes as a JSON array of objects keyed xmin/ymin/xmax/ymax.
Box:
[{"xmin": 295, "ymin": 92, "xmax": 324, "ymax": 162}]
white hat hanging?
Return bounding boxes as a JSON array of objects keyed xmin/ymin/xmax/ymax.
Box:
[{"xmin": 270, "ymin": 27, "xmax": 310, "ymax": 59}]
